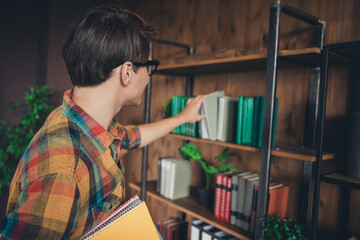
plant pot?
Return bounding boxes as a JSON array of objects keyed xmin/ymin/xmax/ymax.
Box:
[{"xmin": 198, "ymin": 187, "xmax": 215, "ymax": 208}]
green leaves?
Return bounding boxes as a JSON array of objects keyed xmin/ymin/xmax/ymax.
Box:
[
  {"xmin": 179, "ymin": 142, "xmax": 239, "ymax": 189},
  {"xmin": 215, "ymin": 148, "xmax": 236, "ymax": 162},
  {"xmin": 261, "ymin": 214, "xmax": 310, "ymax": 240},
  {"xmin": 179, "ymin": 142, "xmax": 202, "ymax": 161},
  {"xmin": 0, "ymin": 85, "xmax": 54, "ymax": 195}
]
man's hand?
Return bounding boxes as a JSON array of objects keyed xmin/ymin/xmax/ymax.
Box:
[
  {"xmin": 138, "ymin": 94, "xmax": 208, "ymax": 147},
  {"xmin": 177, "ymin": 95, "xmax": 208, "ymax": 123}
]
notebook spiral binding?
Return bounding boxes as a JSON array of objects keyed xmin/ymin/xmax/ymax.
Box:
[{"xmin": 78, "ymin": 195, "xmax": 142, "ymax": 240}]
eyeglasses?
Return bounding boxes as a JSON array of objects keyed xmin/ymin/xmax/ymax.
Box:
[{"xmin": 132, "ymin": 59, "xmax": 160, "ymax": 76}]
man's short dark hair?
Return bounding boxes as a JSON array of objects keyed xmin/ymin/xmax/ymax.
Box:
[{"xmin": 62, "ymin": 5, "xmax": 156, "ymax": 87}]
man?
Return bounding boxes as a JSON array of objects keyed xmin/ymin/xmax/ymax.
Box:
[{"xmin": 0, "ymin": 5, "xmax": 206, "ymax": 239}]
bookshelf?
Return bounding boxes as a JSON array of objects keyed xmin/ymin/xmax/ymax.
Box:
[{"xmin": 138, "ymin": 2, "xmax": 330, "ymax": 239}]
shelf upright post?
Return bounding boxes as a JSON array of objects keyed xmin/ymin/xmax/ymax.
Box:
[
  {"xmin": 311, "ymin": 45, "xmax": 330, "ymax": 240},
  {"xmin": 140, "ymin": 41, "xmax": 154, "ymax": 200},
  {"xmin": 255, "ymin": 2, "xmax": 281, "ymax": 238}
]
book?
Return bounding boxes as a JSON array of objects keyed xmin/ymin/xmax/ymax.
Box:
[
  {"xmin": 236, "ymin": 173, "xmax": 257, "ymax": 227},
  {"xmin": 201, "ymin": 90, "xmax": 225, "ymax": 140},
  {"xmin": 230, "ymin": 172, "xmax": 251, "ymax": 225},
  {"xmin": 214, "ymin": 173, "xmax": 224, "ymax": 219},
  {"xmin": 190, "ymin": 220, "xmax": 207, "ymax": 240},
  {"xmin": 236, "ymin": 96, "xmax": 244, "ymax": 144},
  {"xmin": 242, "ymin": 176, "xmax": 259, "ymax": 230},
  {"xmin": 255, "ymin": 97, "xmax": 278, "ymax": 148},
  {"xmin": 158, "ymin": 217, "xmax": 178, "ymax": 240},
  {"xmin": 157, "ymin": 157, "xmax": 163, "ymax": 193},
  {"xmin": 217, "ymin": 96, "xmax": 238, "ymax": 142},
  {"xmin": 249, "ymin": 183, "xmax": 285, "ymax": 233},
  {"xmin": 252, "ymin": 96, "xmax": 263, "ymax": 147},
  {"xmin": 214, "ymin": 231, "xmax": 238, "ymax": 240},
  {"xmin": 224, "ymin": 173, "xmax": 234, "ymax": 222},
  {"xmin": 241, "ymin": 96, "xmax": 254, "ymax": 146},
  {"xmin": 220, "ymin": 172, "xmax": 233, "ymax": 220},
  {"xmin": 268, "ymin": 184, "xmax": 289, "ymax": 219},
  {"xmin": 167, "ymin": 158, "xmax": 192, "ymax": 200},
  {"xmin": 167, "ymin": 220, "xmax": 188, "ymax": 240},
  {"xmin": 79, "ymin": 195, "xmax": 160, "ymax": 240},
  {"xmin": 201, "ymin": 225, "xmax": 218, "ymax": 240},
  {"xmin": 160, "ymin": 218, "xmax": 188, "ymax": 240}
]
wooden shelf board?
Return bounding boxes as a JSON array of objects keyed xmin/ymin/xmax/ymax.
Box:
[
  {"xmin": 168, "ymin": 134, "xmax": 335, "ymax": 162},
  {"xmin": 157, "ymin": 48, "xmax": 322, "ymax": 75},
  {"xmin": 321, "ymin": 172, "xmax": 360, "ymax": 189},
  {"xmin": 129, "ymin": 181, "xmax": 252, "ymax": 240}
]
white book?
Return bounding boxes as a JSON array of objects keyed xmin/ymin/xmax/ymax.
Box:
[
  {"xmin": 160, "ymin": 158, "xmax": 168, "ymax": 196},
  {"xmin": 217, "ymin": 97, "xmax": 225, "ymax": 140},
  {"xmin": 202, "ymin": 225, "xmax": 216, "ymax": 240},
  {"xmin": 168, "ymin": 158, "xmax": 192, "ymax": 200},
  {"xmin": 201, "ymin": 91, "xmax": 225, "ymax": 140},
  {"xmin": 200, "ymin": 107, "xmax": 210, "ymax": 139},
  {"xmin": 190, "ymin": 220, "xmax": 206, "ymax": 240}
]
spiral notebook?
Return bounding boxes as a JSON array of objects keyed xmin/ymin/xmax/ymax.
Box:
[{"xmin": 78, "ymin": 195, "xmax": 161, "ymax": 240}]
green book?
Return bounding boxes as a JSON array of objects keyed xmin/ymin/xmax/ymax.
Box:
[
  {"xmin": 241, "ymin": 96, "xmax": 254, "ymax": 146},
  {"xmin": 236, "ymin": 96, "xmax": 244, "ymax": 144},
  {"xmin": 252, "ymin": 96, "xmax": 261, "ymax": 147},
  {"xmin": 257, "ymin": 97, "xmax": 278, "ymax": 148},
  {"xmin": 171, "ymin": 96, "xmax": 177, "ymax": 134}
]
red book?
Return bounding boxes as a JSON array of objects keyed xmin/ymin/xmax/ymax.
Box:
[
  {"xmin": 214, "ymin": 173, "xmax": 224, "ymax": 219},
  {"xmin": 268, "ymin": 185, "xmax": 289, "ymax": 219},
  {"xmin": 220, "ymin": 172, "xmax": 233, "ymax": 221},
  {"xmin": 224, "ymin": 175, "xmax": 233, "ymax": 222},
  {"xmin": 167, "ymin": 220, "xmax": 188, "ymax": 240}
]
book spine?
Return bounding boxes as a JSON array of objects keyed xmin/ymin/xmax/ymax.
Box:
[
  {"xmin": 224, "ymin": 175, "xmax": 232, "ymax": 222},
  {"xmin": 236, "ymin": 96, "xmax": 243, "ymax": 144},
  {"xmin": 157, "ymin": 158, "xmax": 162, "ymax": 193},
  {"xmin": 220, "ymin": 174, "xmax": 228, "ymax": 220},
  {"xmin": 214, "ymin": 173, "xmax": 223, "ymax": 219},
  {"xmin": 250, "ymin": 183, "xmax": 259, "ymax": 233},
  {"xmin": 230, "ymin": 175, "xmax": 238, "ymax": 225}
]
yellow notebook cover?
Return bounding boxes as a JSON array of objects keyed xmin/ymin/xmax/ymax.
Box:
[{"xmin": 79, "ymin": 195, "xmax": 160, "ymax": 240}]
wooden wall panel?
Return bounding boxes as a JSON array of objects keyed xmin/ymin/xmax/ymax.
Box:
[{"xmin": 116, "ymin": 0, "xmax": 360, "ymax": 237}]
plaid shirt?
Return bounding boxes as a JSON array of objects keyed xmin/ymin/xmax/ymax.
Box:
[{"xmin": 0, "ymin": 90, "xmax": 141, "ymax": 239}]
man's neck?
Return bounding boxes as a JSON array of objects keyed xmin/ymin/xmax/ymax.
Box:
[{"xmin": 71, "ymin": 81, "xmax": 120, "ymax": 131}]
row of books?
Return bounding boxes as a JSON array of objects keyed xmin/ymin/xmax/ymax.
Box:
[
  {"xmin": 170, "ymin": 91, "xmax": 278, "ymax": 148},
  {"xmin": 191, "ymin": 219, "xmax": 240, "ymax": 240},
  {"xmin": 214, "ymin": 171, "xmax": 289, "ymax": 233},
  {"xmin": 157, "ymin": 217, "xmax": 188, "ymax": 240},
  {"xmin": 171, "ymin": 95, "xmax": 198, "ymax": 137},
  {"xmin": 156, "ymin": 157, "xmax": 192, "ymax": 200}
]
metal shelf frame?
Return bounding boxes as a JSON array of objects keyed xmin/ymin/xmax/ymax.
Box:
[
  {"xmin": 255, "ymin": 2, "xmax": 325, "ymax": 239},
  {"xmin": 312, "ymin": 40, "xmax": 360, "ymax": 239}
]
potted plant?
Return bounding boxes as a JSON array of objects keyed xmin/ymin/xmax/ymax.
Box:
[
  {"xmin": 260, "ymin": 214, "xmax": 310, "ymax": 240},
  {"xmin": 179, "ymin": 142, "xmax": 238, "ymax": 207},
  {"xmin": 0, "ymin": 86, "xmax": 54, "ymax": 195}
]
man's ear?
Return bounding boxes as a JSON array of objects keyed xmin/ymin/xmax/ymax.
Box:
[{"xmin": 120, "ymin": 61, "xmax": 133, "ymax": 86}]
